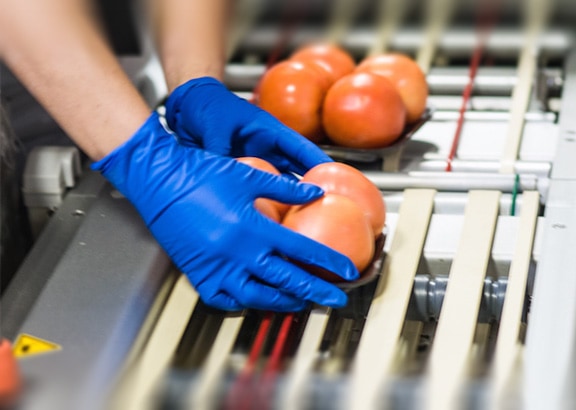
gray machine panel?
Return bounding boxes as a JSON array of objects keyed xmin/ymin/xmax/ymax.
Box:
[{"xmin": 2, "ymin": 173, "xmax": 172, "ymax": 410}]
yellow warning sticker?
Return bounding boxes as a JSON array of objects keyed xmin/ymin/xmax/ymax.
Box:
[{"xmin": 12, "ymin": 334, "xmax": 61, "ymax": 358}]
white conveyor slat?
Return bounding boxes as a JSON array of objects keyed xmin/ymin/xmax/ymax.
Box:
[
  {"xmin": 499, "ymin": 0, "xmax": 550, "ymax": 173},
  {"xmin": 416, "ymin": 0, "xmax": 455, "ymax": 73},
  {"xmin": 367, "ymin": 0, "xmax": 408, "ymax": 56},
  {"xmin": 325, "ymin": 0, "xmax": 362, "ymax": 44},
  {"xmin": 226, "ymin": 0, "xmax": 266, "ymax": 60},
  {"xmin": 112, "ymin": 275, "xmax": 200, "ymax": 410},
  {"xmin": 190, "ymin": 314, "xmax": 245, "ymax": 410},
  {"xmin": 281, "ymin": 306, "xmax": 332, "ymax": 410},
  {"xmin": 490, "ymin": 191, "xmax": 540, "ymax": 409},
  {"xmin": 348, "ymin": 189, "xmax": 436, "ymax": 410},
  {"xmin": 425, "ymin": 190, "xmax": 501, "ymax": 410}
]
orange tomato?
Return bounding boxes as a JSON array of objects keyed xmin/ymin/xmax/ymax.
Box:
[
  {"xmin": 257, "ymin": 60, "xmax": 329, "ymax": 143},
  {"xmin": 290, "ymin": 43, "xmax": 356, "ymax": 86},
  {"xmin": 356, "ymin": 53, "xmax": 428, "ymax": 123},
  {"xmin": 282, "ymin": 193, "xmax": 374, "ymax": 282},
  {"xmin": 301, "ymin": 162, "xmax": 385, "ymax": 237},
  {"xmin": 236, "ymin": 157, "xmax": 290, "ymax": 221},
  {"xmin": 0, "ymin": 339, "xmax": 20, "ymax": 409},
  {"xmin": 322, "ymin": 72, "xmax": 406, "ymax": 148},
  {"xmin": 237, "ymin": 156, "xmax": 281, "ymax": 175}
]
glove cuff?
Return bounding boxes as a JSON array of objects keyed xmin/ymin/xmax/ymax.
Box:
[{"xmin": 91, "ymin": 112, "xmax": 174, "ymax": 196}]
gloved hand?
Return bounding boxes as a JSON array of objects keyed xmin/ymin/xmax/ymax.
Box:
[
  {"xmin": 164, "ymin": 76, "xmax": 332, "ymax": 176},
  {"xmin": 92, "ymin": 112, "xmax": 358, "ymax": 311}
]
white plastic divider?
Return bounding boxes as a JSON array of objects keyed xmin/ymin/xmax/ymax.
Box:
[
  {"xmin": 321, "ymin": 318, "xmax": 355, "ymax": 375},
  {"xmin": 424, "ymin": 190, "xmax": 501, "ymax": 410},
  {"xmin": 226, "ymin": 0, "xmax": 267, "ymax": 60},
  {"xmin": 499, "ymin": 0, "xmax": 550, "ymax": 173},
  {"xmin": 416, "ymin": 0, "xmax": 456, "ymax": 73},
  {"xmin": 490, "ymin": 191, "xmax": 540, "ymax": 409},
  {"xmin": 191, "ymin": 314, "xmax": 246, "ymax": 410},
  {"xmin": 113, "ymin": 275, "xmax": 200, "ymax": 410},
  {"xmin": 348, "ymin": 189, "xmax": 436, "ymax": 410},
  {"xmin": 325, "ymin": 0, "xmax": 363, "ymax": 44},
  {"xmin": 367, "ymin": 0, "xmax": 408, "ymax": 56},
  {"xmin": 281, "ymin": 306, "xmax": 332, "ymax": 410}
]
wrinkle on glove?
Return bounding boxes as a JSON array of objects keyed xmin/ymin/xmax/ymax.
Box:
[
  {"xmin": 164, "ymin": 76, "xmax": 332, "ymax": 176},
  {"xmin": 92, "ymin": 113, "xmax": 358, "ymax": 311}
]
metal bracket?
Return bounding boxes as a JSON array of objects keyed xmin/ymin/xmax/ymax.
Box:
[{"xmin": 22, "ymin": 146, "xmax": 82, "ymax": 236}]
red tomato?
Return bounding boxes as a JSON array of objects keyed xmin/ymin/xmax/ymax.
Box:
[
  {"xmin": 257, "ymin": 60, "xmax": 329, "ymax": 143},
  {"xmin": 0, "ymin": 339, "xmax": 19, "ymax": 409},
  {"xmin": 356, "ymin": 53, "xmax": 428, "ymax": 123},
  {"xmin": 322, "ymin": 72, "xmax": 406, "ymax": 148},
  {"xmin": 237, "ymin": 156, "xmax": 281, "ymax": 175},
  {"xmin": 301, "ymin": 162, "xmax": 385, "ymax": 236},
  {"xmin": 236, "ymin": 157, "xmax": 289, "ymax": 221},
  {"xmin": 282, "ymin": 193, "xmax": 374, "ymax": 282},
  {"xmin": 290, "ymin": 43, "xmax": 356, "ymax": 86},
  {"xmin": 254, "ymin": 200, "xmax": 281, "ymax": 222}
]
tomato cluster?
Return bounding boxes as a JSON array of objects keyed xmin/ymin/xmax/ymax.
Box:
[
  {"xmin": 237, "ymin": 158, "xmax": 385, "ymax": 284},
  {"xmin": 255, "ymin": 43, "xmax": 428, "ymax": 149}
]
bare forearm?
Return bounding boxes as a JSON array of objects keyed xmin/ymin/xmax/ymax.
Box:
[
  {"xmin": 0, "ymin": 0, "xmax": 150, "ymax": 160},
  {"xmin": 150, "ymin": 0, "xmax": 230, "ymax": 91}
]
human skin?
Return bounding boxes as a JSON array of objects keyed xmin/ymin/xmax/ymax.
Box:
[
  {"xmin": 0, "ymin": 0, "xmax": 230, "ymax": 158},
  {"xmin": 150, "ymin": 0, "xmax": 230, "ymax": 89}
]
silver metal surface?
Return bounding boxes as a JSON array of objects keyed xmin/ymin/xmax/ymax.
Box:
[
  {"xmin": 550, "ymin": 51, "xmax": 576, "ymax": 180},
  {"xmin": 524, "ymin": 46, "xmax": 576, "ymax": 410},
  {"xmin": 406, "ymin": 274, "xmax": 510, "ymax": 323},
  {"xmin": 2, "ymin": 172, "xmax": 106, "ymax": 337},
  {"xmin": 225, "ymin": 64, "xmax": 563, "ymax": 97},
  {"xmin": 237, "ymin": 27, "xmax": 573, "ymax": 58},
  {"xmin": 382, "ymin": 191, "xmax": 537, "ymax": 215},
  {"xmin": 365, "ymin": 171, "xmax": 540, "ymax": 193},
  {"xmin": 411, "ymin": 160, "xmax": 551, "ymax": 178},
  {"xmin": 2, "ymin": 173, "xmax": 172, "ymax": 410}
]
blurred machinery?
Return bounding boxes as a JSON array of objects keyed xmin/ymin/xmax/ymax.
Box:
[{"xmin": 2, "ymin": 0, "xmax": 576, "ymax": 409}]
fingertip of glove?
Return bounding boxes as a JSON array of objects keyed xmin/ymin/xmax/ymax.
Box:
[
  {"xmin": 323, "ymin": 258, "xmax": 360, "ymax": 283},
  {"xmin": 288, "ymin": 301, "xmax": 309, "ymax": 312},
  {"xmin": 344, "ymin": 266, "xmax": 361, "ymax": 282},
  {"xmin": 322, "ymin": 291, "xmax": 348, "ymax": 309},
  {"xmin": 297, "ymin": 182, "xmax": 324, "ymax": 199}
]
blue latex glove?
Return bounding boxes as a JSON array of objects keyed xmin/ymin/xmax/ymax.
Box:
[
  {"xmin": 164, "ymin": 77, "xmax": 332, "ymax": 176},
  {"xmin": 92, "ymin": 113, "xmax": 358, "ymax": 311}
]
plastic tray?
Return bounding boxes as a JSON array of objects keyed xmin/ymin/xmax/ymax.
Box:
[
  {"xmin": 319, "ymin": 108, "xmax": 433, "ymax": 167},
  {"xmin": 337, "ymin": 231, "xmax": 387, "ymax": 291}
]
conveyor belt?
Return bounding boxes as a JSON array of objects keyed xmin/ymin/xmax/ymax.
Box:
[{"xmin": 4, "ymin": 1, "xmax": 576, "ymax": 409}]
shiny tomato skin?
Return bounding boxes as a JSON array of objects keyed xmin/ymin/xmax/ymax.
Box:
[
  {"xmin": 282, "ymin": 193, "xmax": 374, "ymax": 282},
  {"xmin": 254, "ymin": 200, "xmax": 281, "ymax": 222},
  {"xmin": 301, "ymin": 162, "xmax": 385, "ymax": 236},
  {"xmin": 322, "ymin": 72, "xmax": 406, "ymax": 148},
  {"xmin": 236, "ymin": 156, "xmax": 281, "ymax": 175},
  {"xmin": 257, "ymin": 60, "xmax": 328, "ymax": 143},
  {"xmin": 356, "ymin": 53, "xmax": 428, "ymax": 123},
  {"xmin": 290, "ymin": 43, "xmax": 356, "ymax": 86},
  {"xmin": 236, "ymin": 157, "xmax": 289, "ymax": 220}
]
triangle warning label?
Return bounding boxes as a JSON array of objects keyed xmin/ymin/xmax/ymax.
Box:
[{"xmin": 12, "ymin": 334, "xmax": 61, "ymax": 358}]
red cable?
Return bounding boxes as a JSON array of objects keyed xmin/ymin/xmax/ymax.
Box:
[
  {"xmin": 445, "ymin": 43, "xmax": 484, "ymax": 172},
  {"xmin": 258, "ymin": 313, "xmax": 295, "ymax": 410},
  {"xmin": 244, "ymin": 313, "xmax": 274, "ymax": 374},
  {"xmin": 224, "ymin": 313, "xmax": 273, "ymax": 410},
  {"xmin": 265, "ymin": 313, "xmax": 295, "ymax": 374},
  {"xmin": 445, "ymin": 3, "xmax": 499, "ymax": 172}
]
